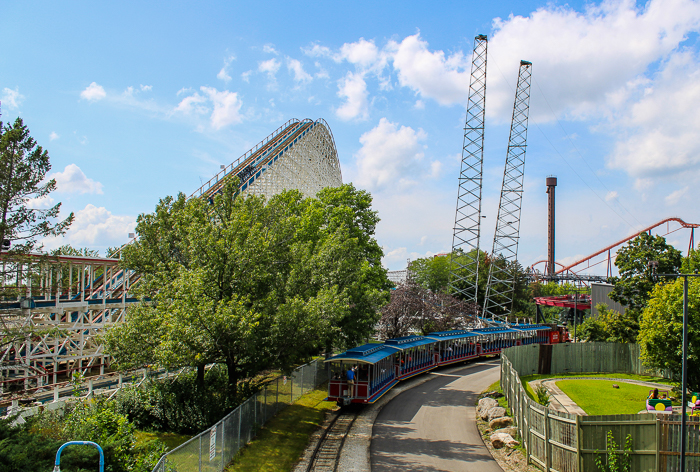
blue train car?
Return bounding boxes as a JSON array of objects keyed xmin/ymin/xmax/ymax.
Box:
[{"xmin": 326, "ymin": 324, "xmax": 562, "ymax": 405}]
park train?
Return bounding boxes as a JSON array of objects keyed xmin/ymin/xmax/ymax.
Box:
[{"xmin": 325, "ymin": 324, "xmax": 570, "ymax": 406}]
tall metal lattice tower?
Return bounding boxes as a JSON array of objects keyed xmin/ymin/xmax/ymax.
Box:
[
  {"xmin": 448, "ymin": 34, "xmax": 488, "ymax": 307},
  {"xmin": 482, "ymin": 60, "xmax": 533, "ymax": 323}
]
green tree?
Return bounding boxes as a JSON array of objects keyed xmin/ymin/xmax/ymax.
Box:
[
  {"xmin": 638, "ymin": 278, "xmax": 700, "ymax": 392},
  {"xmin": 579, "ymin": 304, "xmax": 638, "ymax": 343},
  {"xmin": 609, "ymin": 233, "xmax": 681, "ymax": 315},
  {"xmin": 0, "ymin": 118, "xmax": 74, "ymax": 355},
  {"xmin": 0, "ymin": 117, "xmax": 73, "ymax": 254},
  {"xmin": 105, "ymin": 182, "xmax": 389, "ymax": 398},
  {"xmin": 408, "ymin": 254, "xmax": 451, "ymax": 292}
]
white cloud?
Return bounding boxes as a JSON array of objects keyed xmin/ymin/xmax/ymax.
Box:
[
  {"xmin": 336, "ymin": 72, "xmax": 370, "ymax": 121},
  {"xmin": 217, "ymin": 55, "xmax": 236, "ymax": 83},
  {"xmin": 174, "ymin": 92, "xmax": 208, "ymax": 115},
  {"xmin": 26, "ymin": 195, "xmax": 55, "ymax": 209},
  {"xmin": 200, "ymin": 87, "xmax": 242, "ymax": 129},
  {"xmin": 217, "ymin": 68, "xmax": 231, "ymax": 82},
  {"xmin": 43, "ymin": 204, "xmax": 136, "ymax": 250},
  {"xmin": 49, "ymin": 132, "xmax": 59, "ymax": 141},
  {"xmin": 314, "ymin": 62, "xmax": 329, "ymax": 79},
  {"xmin": 80, "ymin": 82, "xmax": 106, "ymax": 101},
  {"xmin": 609, "ymin": 51, "xmax": 700, "ymax": 178},
  {"xmin": 338, "ymin": 38, "xmax": 383, "ymax": 70},
  {"xmin": 302, "ymin": 43, "xmax": 332, "ymax": 58},
  {"xmin": 140, "ymin": 84, "xmax": 152, "ymax": 92},
  {"xmin": 488, "ymin": 0, "xmax": 700, "ymax": 121},
  {"xmin": 605, "ymin": 191, "xmax": 618, "ymax": 201},
  {"xmin": 1, "ymin": 87, "xmax": 24, "ymax": 110},
  {"xmin": 50, "ymin": 164, "xmax": 104, "ymax": 194},
  {"xmin": 665, "ymin": 186, "xmax": 689, "ymax": 205},
  {"xmin": 258, "ymin": 58, "xmax": 281, "ymax": 78},
  {"xmin": 241, "ymin": 71, "xmax": 252, "ymax": 83},
  {"xmin": 286, "ymin": 58, "xmax": 312, "ymax": 84},
  {"xmin": 263, "ymin": 44, "xmax": 279, "ymax": 55},
  {"xmin": 389, "ymin": 33, "xmax": 471, "ymax": 106},
  {"xmin": 354, "ymin": 118, "xmax": 428, "ymax": 191}
]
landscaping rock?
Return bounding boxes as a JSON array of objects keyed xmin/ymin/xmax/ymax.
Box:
[
  {"xmin": 491, "ymin": 435, "xmax": 506, "ymax": 449},
  {"xmin": 478, "ymin": 398, "xmax": 499, "ymax": 420},
  {"xmin": 491, "ymin": 432, "xmax": 519, "ymax": 449},
  {"xmin": 487, "ymin": 406, "xmax": 507, "ymax": 422},
  {"xmin": 489, "ymin": 416, "xmax": 514, "ymax": 430},
  {"xmin": 613, "ymin": 384, "xmax": 619, "ymax": 389},
  {"xmin": 493, "ymin": 426, "xmax": 518, "ymax": 437}
]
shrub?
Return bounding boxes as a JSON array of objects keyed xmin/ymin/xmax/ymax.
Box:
[{"xmin": 535, "ymin": 384, "xmax": 551, "ymax": 407}]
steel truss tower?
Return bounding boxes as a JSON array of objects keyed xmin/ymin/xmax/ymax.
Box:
[
  {"xmin": 448, "ymin": 35, "xmax": 488, "ymax": 309},
  {"xmin": 483, "ymin": 60, "xmax": 533, "ymax": 323}
]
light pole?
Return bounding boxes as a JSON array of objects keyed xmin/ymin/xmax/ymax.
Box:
[{"xmin": 649, "ymin": 260, "xmax": 696, "ymax": 471}]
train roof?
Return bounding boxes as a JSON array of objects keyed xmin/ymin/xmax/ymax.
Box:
[
  {"xmin": 512, "ymin": 324, "xmax": 551, "ymax": 331},
  {"xmin": 324, "ymin": 343, "xmax": 400, "ymax": 364},
  {"xmin": 384, "ymin": 335, "xmax": 435, "ymax": 350},
  {"xmin": 426, "ymin": 330, "xmax": 479, "ymax": 341}
]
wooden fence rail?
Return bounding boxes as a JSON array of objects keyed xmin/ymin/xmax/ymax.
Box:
[{"xmin": 501, "ymin": 343, "xmax": 698, "ymax": 472}]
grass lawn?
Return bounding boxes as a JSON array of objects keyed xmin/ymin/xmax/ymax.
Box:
[
  {"xmin": 556, "ymin": 379, "xmax": 666, "ymax": 415},
  {"xmin": 135, "ymin": 430, "xmax": 192, "ymax": 450},
  {"xmin": 226, "ymin": 385, "xmax": 336, "ymax": 471}
]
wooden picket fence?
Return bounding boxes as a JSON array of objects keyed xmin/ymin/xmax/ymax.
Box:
[{"xmin": 501, "ymin": 343, "xmax": 699, "ymax": 472}]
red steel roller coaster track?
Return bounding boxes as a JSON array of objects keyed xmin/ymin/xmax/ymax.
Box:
[{"xmin": 530, "ymin": 217, "xmax": 699, "ymax": 278}]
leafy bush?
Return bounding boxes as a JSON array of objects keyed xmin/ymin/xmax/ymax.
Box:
[
  {"xmin": 535, "ymin": 384, "xmax": 551, "ymax": 406},
  {"xmin": 0, "ymin": 400, "xmax": 166, "ymax": 472},
  {"xmin": 114, "ymin": 365, "xmax": 260, "ymax": 434}
]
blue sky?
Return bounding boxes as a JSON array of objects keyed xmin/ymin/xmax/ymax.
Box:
[{"xmin": 2, "ymin": 0, "xmax": 700, "ymax": 272}]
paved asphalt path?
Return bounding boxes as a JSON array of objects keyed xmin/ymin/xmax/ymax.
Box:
[{"xmin": 370, "ymin": 360, "xmax": 503, "ymax": 472}]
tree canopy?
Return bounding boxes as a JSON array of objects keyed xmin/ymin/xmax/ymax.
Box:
[
  {"xmin": 609, "ymin": 232, "xmax": 682, "ymax": 315},
  {"xmin": 104, "ymin": 182, "xmax": 390, "ymax": 397},
  {"xmin": 638, "ymin": 278, "xmax": 700, "ymax": 392},
  {"xmin": 376, "ymin": 280, "xmax": 476, "ymax": 339},
  {"xmin": 0, "ymin": 117, "xmax": 73, "ymax": 254},
  {"xmin": 579, "ymin": 304, "xmax": 639, "ymax": 344}
]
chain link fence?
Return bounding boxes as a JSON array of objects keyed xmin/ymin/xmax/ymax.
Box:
[{"xmin": 151, "ymin": 359, "xmax": 329, "ymax": 472}]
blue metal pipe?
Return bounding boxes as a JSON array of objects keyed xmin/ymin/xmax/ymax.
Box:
[{"xmin": 54, "ymin": 441, "xmax": 105, "ymax": 472}]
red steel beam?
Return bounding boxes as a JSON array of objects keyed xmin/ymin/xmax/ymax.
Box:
[{"xmin": 555, "ymin": 217, "xmax": 699, "ymax": 275}]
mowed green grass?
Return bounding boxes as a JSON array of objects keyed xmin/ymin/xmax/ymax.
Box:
[
  {"xmin": 556, "ymin": 379, "xmax": 657, "ymax": 415},
  {"xmin": 226, "ymin": 386, "xmax": 336, "ymax": 472},
  {"xmin": 135, "ymin": 430, "xmax": 192, "ymax": 451},
  {"xmin": 521, "ymin": 372, "xmax": 672, "ymax": 385}
]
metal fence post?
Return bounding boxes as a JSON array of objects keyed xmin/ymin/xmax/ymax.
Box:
[
  {"xmin": 276, "ymin": 378, "xmax": 279, "ymax": 415},
  {"xmin": 221, "ymin": 420, "xmax": 225, "ymax": 471},
  {"xmin": 264, "ymin": 387, "xmax": 267, "ymax": 422},
  {"xmin": 238, "ymin": 405, "xmax": 242, "ymax": 452},
  {"xmin": 301, "ymin": 365, "xmax": 304, "ymax": 395},
  {"xmin": 199, "ymin": 434, "xmax": 202, "ymax": 472},
  {"xmin": 544, "ymin": 407, "xmax": 550, "ymax": 471}
]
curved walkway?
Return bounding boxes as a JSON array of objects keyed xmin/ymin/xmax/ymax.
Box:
[
  {"xmin": 370, "ymin": 360, "xmax": 503, "ymax": 472},
  {"xmin": 531, "ymin": 377, "xmax": 674, "ymax": 415}
]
